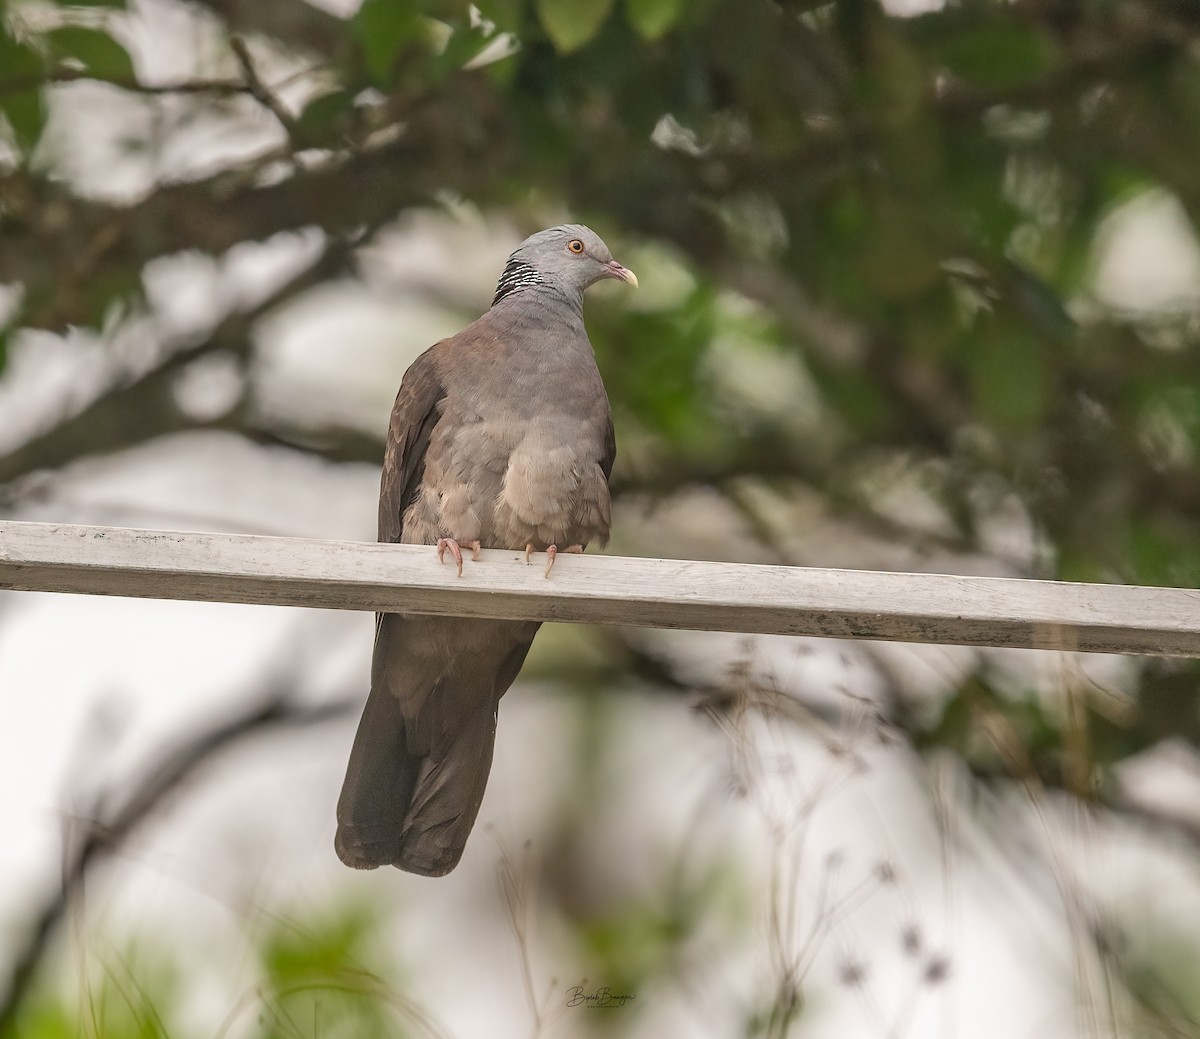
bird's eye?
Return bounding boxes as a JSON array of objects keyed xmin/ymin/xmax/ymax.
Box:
[{"xmin": 567, "ymin": 239, "xmax": 585, "ymax": 254}]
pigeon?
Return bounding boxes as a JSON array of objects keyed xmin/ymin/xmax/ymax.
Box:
[{"xmin": 335, "ymin": 224, "xmax": 637, "ymax": 876}]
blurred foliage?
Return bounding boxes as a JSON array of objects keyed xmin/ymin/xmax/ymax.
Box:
[
  {"xmin": 0, "ymin": 907, "xmax": 429, "ymax": 1039},
  {"xmin": 252, "ymin": 908, "xmax": 415, "ymax": 1039},
  {"xmin": 6, "ymin": 0, "xmax": 1200, "ymax": 1032},
  {"xmin": 4, "ymin": 0, "xmax": 1200, "ymax": 588},
  {"xmin": 6, "ymin": 944, "xmax": 179, "ymax": 1039}
]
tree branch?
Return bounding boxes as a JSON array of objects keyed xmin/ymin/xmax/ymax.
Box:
[
  {"xmin": 229, "ymin": 35, "xmax": 301, "ymax": 141},
  {"xmin": 0, "ymin": 68, "xmax": 253, "ymax": 96},
  {"xmin": 0, "ymin": 229, "xmax": 360, "ymax": 486},
  {"xmin": 1, "ymin": 73, "xmax": 505, "ymax": 330}
]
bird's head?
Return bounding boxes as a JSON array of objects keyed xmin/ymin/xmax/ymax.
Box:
[{"xmin": 492, "ymin": 224, "xmax": 637, "ymax": 307}]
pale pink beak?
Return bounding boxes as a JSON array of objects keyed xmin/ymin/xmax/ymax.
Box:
[{"xmin": 606, "ymin": 260, "xmax": 638, "ymax": 288}]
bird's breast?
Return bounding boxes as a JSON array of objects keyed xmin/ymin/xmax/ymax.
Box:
[{"xmin": 415, "ymin": 411, "xmax": 609, "ymax": 551}]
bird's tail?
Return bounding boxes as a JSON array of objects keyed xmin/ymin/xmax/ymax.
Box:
[
  {"xmin": 335, "ymin": 682, "xmax": 502, "ymax": 877},
  {"xmin": 335, "ymin": 679, "xmax": 417, "ymax": 870},
  {"xmin": 334, "ymin": 614, "xmax": 538, "ymax": 877}
]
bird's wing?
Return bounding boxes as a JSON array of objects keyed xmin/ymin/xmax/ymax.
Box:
[
  {"xmin": 600, "ymin": 413, "xmax": 616, "ymax": 482},
  {"xmin": 378, "ymin": 346, "xmax": 447, "ymax": 545}
]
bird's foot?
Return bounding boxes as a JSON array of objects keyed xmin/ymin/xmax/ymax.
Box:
[
  {"xmin": 543, "ymin": 544, "xmax": 583, "ymax": 578},
  {"xmin": 436, "ymin": 538, "xmax": 462, "ymax": 576},
  {"xmin": 436, "ymin": 538, "xmax": 481, "ymax": 577}
]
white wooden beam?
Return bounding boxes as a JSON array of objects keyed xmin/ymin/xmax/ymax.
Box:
[{"xmin": 1, "ymin": 520, "xmax": 1198, "ymax": 656}]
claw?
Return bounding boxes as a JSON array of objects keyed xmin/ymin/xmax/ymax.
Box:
[
  {"xmin": 469, "ymin": 541, "xmax": 482, "ymax": 562},
  {"xmin": 525, "ymin": 543, "xmax": 535, "ymax": 564},
  {"xmin": 436, "ymin": 537, "xmax": 465, "ymax": 577},
  {"xmin": 544, "ymin": 544, "xmax": 557, "ymax": 578}
]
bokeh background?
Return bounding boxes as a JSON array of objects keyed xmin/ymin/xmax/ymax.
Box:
[{"xmin": 4, "ymin": 0, "xmax": 1200, "ymax": 1036}]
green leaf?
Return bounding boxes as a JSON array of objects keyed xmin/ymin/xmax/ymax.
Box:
[
  {"xmin": 352, "ymin": 0, "xmax": 420, "ymax": 85},
  {"xmin": 0, "ymin": 27, "xmax": 46, "ymax": 150},
  {"xmin": 0, "ymin": 88, "xmax": 45, "ymax": 149},
  {"xmin": 625, "ymin": 0, "xmax": 684, "ymax": 41},
  {"xmin": 819, "ymin": 367, "xmax": 897, "ymax": 439},
  {"xmin": 60, "ymin": 0, "xmax": 128, "ymax": 7},
  {"xmin": 936, "ymin": 24, "xmax": 1057, "ymax": 91},
  {"xmin": 536, "ymin": 0, "xmax": 615, "ymax": 53},
  {"xmin": 1126, "ymin": 516, "xmax": 1200, "ymax": 587},
  {"xmin": 968, "ymin": 320, "xmax": 1047, "ymax": 430},
  {"xmin": 48, "ymin": 26, "xmax": 135, "ymax": 79},
  {"xmin": 296, "ymin": 87, "xmax": 356, "ymax": 140},
  {"xmin": 1004, "ymin": 260, "xmax": 1075, "ymax": 341},
  {"xmin": 431, "ymin": 20, "xmax": 494, "ymax": 78},
  {"xmin": 84, "ymin": 266, "xmax": 142, "ymax": 327},
  {"xmin": 0, "ymin": 27, "xmax": 44, "ymax": 89},
  {"xmin": 472, "ymin": 0, "xmax": 524, "ymax": 33}
]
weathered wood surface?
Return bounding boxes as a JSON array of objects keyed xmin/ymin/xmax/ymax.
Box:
[{"xmin": 1, "ymin": 521, "xmax": 1199, "ymax": 656}]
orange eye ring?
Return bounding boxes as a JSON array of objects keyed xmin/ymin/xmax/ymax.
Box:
[{"xmin": 567, "ymin": 239, "xmax": 585, "ymax": 254}]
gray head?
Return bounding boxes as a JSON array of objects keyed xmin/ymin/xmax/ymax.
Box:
[{"xmin": 492, "ymin": 223, "xmax": 637, "ymax": 308}]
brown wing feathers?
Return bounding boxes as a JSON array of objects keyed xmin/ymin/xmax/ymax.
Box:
[{"xmin": 377, "ymin": 348, "xmax": 446, "ymax": 545}]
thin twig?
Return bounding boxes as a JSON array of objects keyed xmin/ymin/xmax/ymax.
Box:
[
  {"xmin": 0, "ymin": 68, "xmax": 254, "ymax": 96},
  {"xmin": 230, "ymin": 35, "xmax": 302, "ymax": 141},
  {"xmin": 496, "ymin": 836, "xmax": 564, "ymax": 1038}
]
